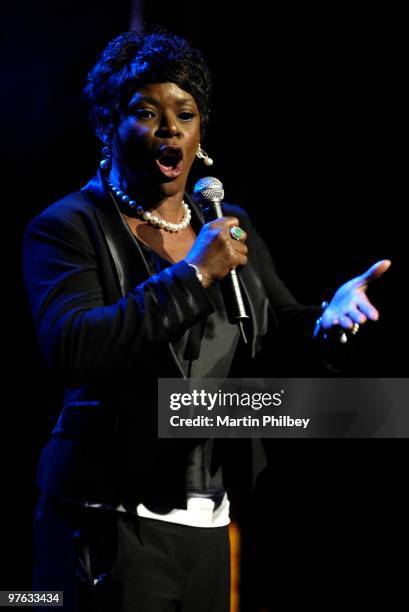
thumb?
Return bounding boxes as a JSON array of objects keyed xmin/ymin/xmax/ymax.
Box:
[{"xmin": 356, "ymin": 259, "xmax": 392, "ymax": 286}]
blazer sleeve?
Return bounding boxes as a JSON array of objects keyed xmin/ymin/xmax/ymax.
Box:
[{"xmin": 22, "ymin": 209, "xmax": 215, "ymax": 385}]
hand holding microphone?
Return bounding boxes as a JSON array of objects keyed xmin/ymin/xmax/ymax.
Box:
[
  {"xmin": 185, "ymin": 216, "xmax": 248, "ymax": 288},
  {"xmin": 185, "ymin": 177, "xmax": 249, "ymax": 343}
]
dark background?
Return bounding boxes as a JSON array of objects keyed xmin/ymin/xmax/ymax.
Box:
[{"xmin": 2, "ymin": 1, "xmax": 407, "ymax": 608}]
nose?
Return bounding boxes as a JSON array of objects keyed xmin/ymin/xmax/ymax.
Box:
[{"xmin": 155, "ymin": 112, "xmax": 181, "ymax": 138}]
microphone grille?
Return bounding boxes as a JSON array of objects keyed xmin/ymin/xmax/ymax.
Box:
[{"xmin": 193, "ymin": 176, "xmax": 225, "ymax": 204}]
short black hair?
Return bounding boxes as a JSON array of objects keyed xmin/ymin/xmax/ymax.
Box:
[{"xmin": 83, "ymin": 28, "xmax": 212, "ymax": 143}]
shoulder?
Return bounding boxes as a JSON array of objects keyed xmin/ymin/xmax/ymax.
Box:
[
  {"xmin": 24, "ymin": 189, "xmax": 96, "ymax": 239},
  {"xmin": 22, "ymin": 188, "xmax": 101, "ymax": 264}
]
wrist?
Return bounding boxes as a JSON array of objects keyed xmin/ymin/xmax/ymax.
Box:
[
  {"xmin": 314, "ymin": 301, "xmax": 358, "ymax": 345},
  {"xmin": 188, "ymin": 262, "xmax": 203, "ymax": 283}
]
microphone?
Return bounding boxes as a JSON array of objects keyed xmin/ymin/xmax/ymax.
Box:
[{"xmin": 192, "ymin": 176, "xmax": 249, "ymax": 344}]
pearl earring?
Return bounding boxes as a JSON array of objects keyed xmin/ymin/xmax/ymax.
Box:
[
  {"xmin": 99, "ymin": 145, "xmax": 112, "ymax": 170},
  {"xmin": 196, "ymin": 144, "xmax": 214, "ymax": 166}
]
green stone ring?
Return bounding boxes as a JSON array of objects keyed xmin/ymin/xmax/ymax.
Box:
[{"xmin": 230, "ymin": 226, "xmax": 245, "ymax": 241}]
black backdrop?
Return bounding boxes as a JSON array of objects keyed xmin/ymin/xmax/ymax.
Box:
[{"xmin": 3, "ymin": 1, "xmax": 407, "ymax": 606}]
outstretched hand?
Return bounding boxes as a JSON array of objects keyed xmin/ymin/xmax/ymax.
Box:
[{"xmin": 321, "ymin": 260, "xmax": 391, "ymax": 331}]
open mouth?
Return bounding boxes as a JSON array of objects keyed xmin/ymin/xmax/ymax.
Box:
[{"xmin": 155, "ymin": 145, "xmax": 184, "ymax": 178}]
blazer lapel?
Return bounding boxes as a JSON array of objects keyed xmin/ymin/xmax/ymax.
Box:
[
  {"xmin": 82, "ymin": 171, "xmax": 186, "ymax": 377},
  {"xmin": 82, "ymin": 171, "xmax": 151, "ymax": 296},
  {"xmin": 236, "ymin": 261, "xmax": 270, "ymax": 359}
]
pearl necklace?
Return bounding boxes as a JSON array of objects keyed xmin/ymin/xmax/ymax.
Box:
[{"xmin": 108, "ymin": 179, "xmax": 191, "ymax": 233}]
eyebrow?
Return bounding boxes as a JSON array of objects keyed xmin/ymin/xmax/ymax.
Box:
[{"xmin": 130, "ymin": 94, "xmax": 195, "ymax": 107}]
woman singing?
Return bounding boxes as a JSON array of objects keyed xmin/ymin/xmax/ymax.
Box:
[{"xmin": 23, "ymin": 29, "xmax": 390, "ymax": 611}]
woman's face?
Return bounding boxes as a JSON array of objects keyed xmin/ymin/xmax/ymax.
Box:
[{"xmin": 112, "ymin": 82, "xmax": 201, "ymax": 198}]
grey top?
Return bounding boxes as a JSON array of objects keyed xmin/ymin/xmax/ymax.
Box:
[
  {"xmin": 140, "ymin": 241, "xmax": 240, "ymax": 379},
  {"xmin": 139, "ymin": 241, "xmax": 240, "ymax": 495}
]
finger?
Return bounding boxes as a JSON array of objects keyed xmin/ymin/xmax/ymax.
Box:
[
  {"xmin": 223, "ymin": 216, "xmax": 240, "ymax": 228},
  {"xmin": 340, "ymin": 315, "xmax": 354, "ymax": 330},
  {"xmin": 236, "ymin": 252, "xmax": 248, "ymax": 268},
  {"xmin": 357, "ymin": 295, "xmax": 379, "ymax": 321},
  {"xmin": 221, "ymin": 228, "xmax": 248, "ymax": 247},
  {"xmin": 232, "ymin": 242, "xmax": 248, "ymax": 255},
  {"xmin": 320, "ymin": 310, "xmax": 340, "ymax": 329},
  {"xmin": 356, "ymin": 259, "xmax": 392, "ymax": 286},
  {"xmin": 229, "ymin": 255, "xmax": 247, "ymax": 270},
  {"xmin": 348, "ymin": 308, "xmax": 367, "ymax": 325},
  {"xmin": 224, "ymin": 237, "xmax": 245, "ymax": 266},
  {"xmin": 210, "ymin": 217, "xmax": 240, "ymax": 232},
  {"xmin": 230, "ymin": 227, "xmax": 248, "ymax": 242}
]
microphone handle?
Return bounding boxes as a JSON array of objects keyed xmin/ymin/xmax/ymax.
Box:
[{"xmin": 204, "ymin": 200, "xmax": 249, "ymax": 344}]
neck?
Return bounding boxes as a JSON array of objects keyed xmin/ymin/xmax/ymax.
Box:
[{"xmin": 109, "ymin": 165, "xmax": 186, "ymax": 223}]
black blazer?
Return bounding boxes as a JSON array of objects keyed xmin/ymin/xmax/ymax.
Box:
[{"xmin": 23, "ymin": 170, "xmax": 318, "ymax": 507}]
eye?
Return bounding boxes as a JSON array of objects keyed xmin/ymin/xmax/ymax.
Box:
[
  {"xmin": 134, "ymin": 108, "xmax": 156, "ymax": 120},
  {"xmin": 178, "ymin": 111, "xmax": 196, "ymax": 121}
]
